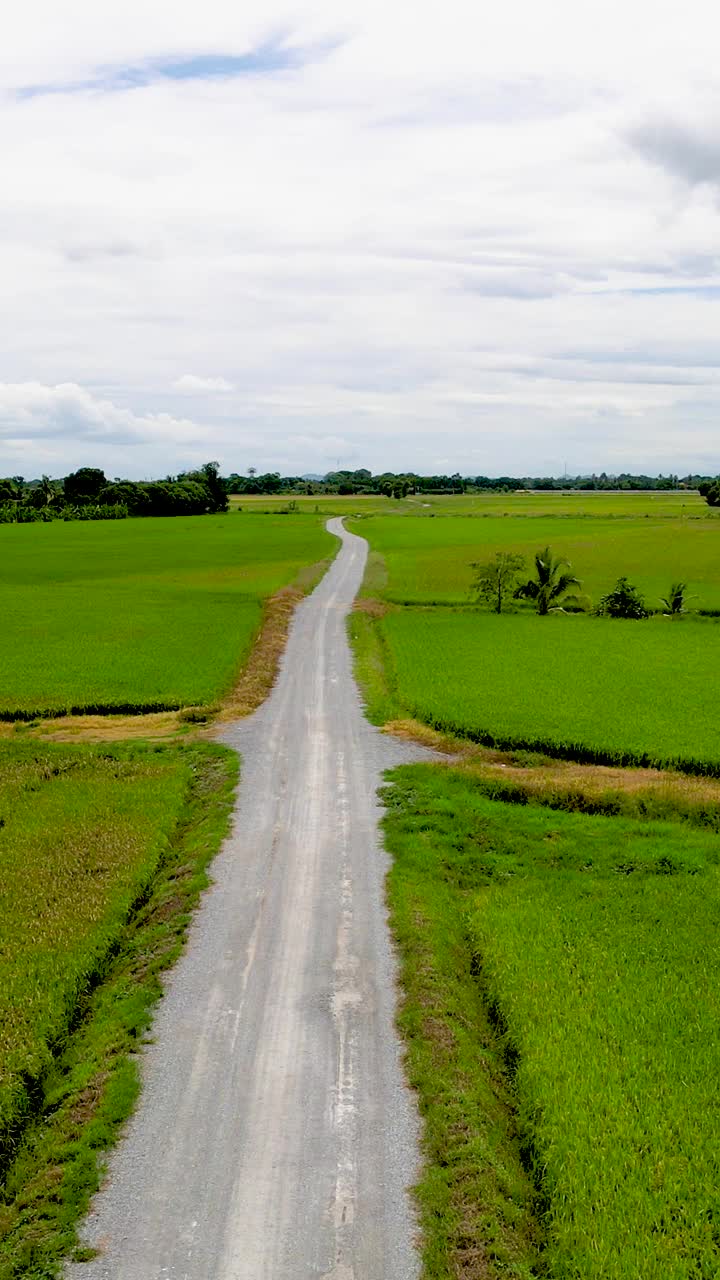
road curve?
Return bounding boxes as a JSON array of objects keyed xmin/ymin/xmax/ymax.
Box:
[{"xmin": 69, "ymin": 518, "xmax": 429, "ymax": 1280}]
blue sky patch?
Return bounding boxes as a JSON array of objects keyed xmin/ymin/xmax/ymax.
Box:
[
  {"xmin": 609, "ymin": 285, "xmax": 720, "ymax": 299},
  {"xmin": 17, "ymin": 37, "xmax": 321, "ymax": 99}
]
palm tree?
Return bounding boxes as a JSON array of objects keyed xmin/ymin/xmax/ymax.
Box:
[
  {"xmin": 531, "ymin": 546, "xmax": 581, "ymax": 615},
  {"xmin": 38, "ymin": 474, "xmax": 55, "ymax": 507}
]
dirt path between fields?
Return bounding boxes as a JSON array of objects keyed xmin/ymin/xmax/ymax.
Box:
[{"xmin": 68, "ymin": 518, "xmax": 428, "ymax": 1280}]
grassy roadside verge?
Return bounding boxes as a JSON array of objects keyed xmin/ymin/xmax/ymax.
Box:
[
  {"xmin": 0, "ymin": 742, "xmax": 237, "ymax": 1279},
  {"xmin": 384, "ymin": 789, "xmax": 543, "ymax": 1279},
  {"xmin": 382, "ymin": 764, "xmax": 720, "ymax": 1279},
  {"xmin": 218, "ymin": 550, "xmax": 337, "ymax": 721},
  {"xmin": 347, "ymin": 601, "xmax": 399, "ymax": 726}
]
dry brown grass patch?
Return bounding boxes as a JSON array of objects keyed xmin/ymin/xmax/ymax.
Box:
[
  {"xmin": 458, "ymin": 752, "xmax": 720, "ymax": 809},
  {"xmin": 385, "ymin": 717, "xmax": 467, "ymax": 754},
  {"xmin": 352, "ymin": 597, "xmax": 389, "ymax": 618},
  {"xmin": 385, "ymin": 718, "xmax": 720, "ymax": 813},
  {"xmin": 217, "ymin": 585, "xmax": 304, "ymax": 720},
  {"xmin": 19, "ymin": 710, "xmax": 186, "ymax": 743},
  {"xmin": 217, "ymin": 554, "xmax": 336, "ymax": 721}
]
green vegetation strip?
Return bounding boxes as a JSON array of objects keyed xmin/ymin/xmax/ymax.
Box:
[
  {"xmin": 384, "ymin": 779, "xmax": 542, "ymax": 1278},
  {"xmin": 0, "ymin": 514, "xmax": 334, "ymax": 718},
  {"xmin": 383, "ymin": 764, "xmax": 720, "ymax": 1279},
  {"xmin": 347, "ymin": 608, "xmax": 398, "ymax": 727},
  {"xmin": 0, "ymin": 740, "xmax": 237, "ymax": 1279},
  {"xmin": 379, "ymin": 610, "xmax": 720, "ymax": 775}
]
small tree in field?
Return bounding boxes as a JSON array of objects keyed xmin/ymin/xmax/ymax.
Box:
[
  {"xmin": 470, "ymin": 552, "xmax": 526, "ymax": 613},
  {"xmin": 596, "ymin": 577, "xmax": 648, "ymax": 619}
]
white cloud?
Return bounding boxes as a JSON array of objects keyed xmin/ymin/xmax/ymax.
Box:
[
  {"xmin": 174, "ymin": 374, "xmax": 235, "ymax": 392},
  {"xmin": 0, "ymin": 1, "xmax": 718, "ymax": 476},
  {"xmin": 0, "ymin": 381, "xmax": 205, "ymax": 441}
]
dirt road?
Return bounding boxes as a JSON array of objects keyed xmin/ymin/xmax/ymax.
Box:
[{"xmin": 70, "ymin": 518, "xmax": 425, "ymax": 1279}]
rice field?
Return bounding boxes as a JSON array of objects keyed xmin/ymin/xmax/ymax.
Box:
[
  {"xmin": 379, "ymin": 610, "xmax": 720, "ymax": 772},
  {"xmin": 0, "ymin": 513, "xmax": 334, "ymax": 717},
  {"xmin": 350, "ymin": 512, "xmax": 720, "ymax": 609},
  {"xmin": 384, "ymin": 763, "xmax": 720, "ymax": 1279},
  {"xmin": 0, "ymin": 741, "xmax": 197, "ymax": 1170},
  {"xmin": 240, "ymin": 490, "xmax": 706, "ymax": 519},
  {"xmin": 355, "ymin": 499, "xmax": 720, "ymax": 1276}
]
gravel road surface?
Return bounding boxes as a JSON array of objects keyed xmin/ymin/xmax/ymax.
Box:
[{"xmin": 69, "ymin": 518, "xmax": 427, "ymax": 1280}]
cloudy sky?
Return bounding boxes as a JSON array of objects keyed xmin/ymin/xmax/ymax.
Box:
[{"xmin": 1, "ymin": 1, "xmax": 719, "ymax": 479}]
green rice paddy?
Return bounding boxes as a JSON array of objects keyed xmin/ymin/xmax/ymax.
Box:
[
  {"xmin": 0, "ymin": 742, "xmax": 193, "ymax": 1168},
  {"xmin": 0, "ymin": 740, "xmax": 237, "ymax": 1275},
  {"xmin": 383, "ymin": 764, "xmax": 720, "ymax": 1279},
  {"xmin": 352, "ymin": 497, "xmax": 720, "ymax": 1273},
  {"xmin": 241, "ymin": 489, "xmax": 705, "ymax": 520},
  {"xmin": 0, "ymin": 514, "xmax": 334, "ymax": 717},
  {"xmin": 349, "ymin": 511, "xmax": 720, "ymax": 610},
  {"xmin": 380, "ymin": 609, "xmax": 720, "ymax": 772}
]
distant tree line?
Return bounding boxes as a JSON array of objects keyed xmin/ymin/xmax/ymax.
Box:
[
  {"xmin": 0, "ymin": 463, "xmax": 712, "ymax": 523},
  {"xmin": 0, "ymin": 462, "xmax": 229, "ymax": 523},
  {"xmin": 228, "ymin": 467, "xmax": 708, "ymax": 497}
]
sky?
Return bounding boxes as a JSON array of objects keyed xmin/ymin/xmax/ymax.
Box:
[{"xmin": 1, "ymin": 0, "xmax": 719, "ymax": 480}]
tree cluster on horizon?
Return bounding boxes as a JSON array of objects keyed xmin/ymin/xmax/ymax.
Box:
[
  {"xmin": 1, "ymin": 464, "xmax": 716, "ymax": 523},
  {"xmin": 0, "ymin": 462, "xmax": 229, "ymax": 523},
  {"xmin": 228, "ymin": 467, "xmax": 708, "ymax": 497}
]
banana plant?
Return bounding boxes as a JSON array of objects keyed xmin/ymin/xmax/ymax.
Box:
[{"xmin": 660, "ymin": 582, "xmax": 694, "ymax": 615}]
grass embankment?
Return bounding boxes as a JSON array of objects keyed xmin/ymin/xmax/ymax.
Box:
[
  {"xmin": 0, "ymin": 740, "xmax": 237, "ymax": 1278},
  {"xmin": 0, "ymin": 514, "xmax": 334, "ymax": 720},
  {"xmin": 378, "ymin": 610, "xmax": 720, "ymax": 775},
  {"xmin": 384, "ymin": 763, "xmax": 720, "ymax": 1280}
]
